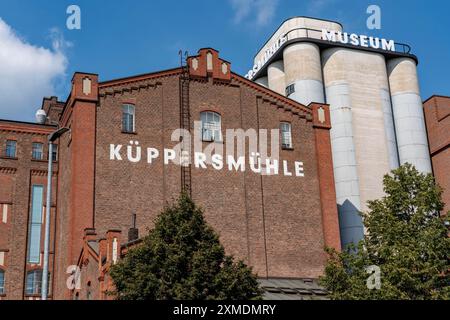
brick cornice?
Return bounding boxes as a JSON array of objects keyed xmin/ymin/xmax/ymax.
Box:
[
  {"xmin": 30, "ymin": 169, "xmax": 58, "ymax": 177},
  {"xmin": 99, "ymin": 67, "xmax": 182, "ymax": 90},
  {"xmin": 99, "ymin": 82, "xmax": 162, "ymax": 98},
  {"xmin": 0, "ymin": 123, "xmax": 55, "ymax": 135},
  {"xmin": 0, "ymin": 167, "xmax": 17, "ymax": 174}
]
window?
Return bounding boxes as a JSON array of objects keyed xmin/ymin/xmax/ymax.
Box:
[
  {"xmin": 51, "ymin": 144, "xmax": 58, "ymax": 162},
  {"xmin": 2, "ymin": 204, "xmax": 8, "ymax": 224},
  {"xmin": 32, "ymin": 143, "xmax": 43, "ymax": 160},
  {"xmin": 280, "ymin": 122, "xmax": 293, "ymax": 149},
  {"xmin": 28, "ymin": 185, "xmax": 44, "ymax": 264},
  {"xmin": 122, "ymin": 104, "xmax": 135, "ymax": 133},
  {"xmin": 5, "ymin": 140, "xmax": 16, "ymax": 158},
  {"xmin": 201, "ymin": 111, "xmax": 222, "ymax": 142},
  {"xmin": 286, "ymin": 84, "xmax": 295, "ymax": 97},
  {"xmin": 25, "ymin": 270, "xmax": 42, "ymax": 295},
  {"xmin": 0, "ymin": 270, "xmax": 4, "ymax": 294}
]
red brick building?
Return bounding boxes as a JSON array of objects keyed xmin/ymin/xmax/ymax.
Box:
[
  {"xmin": 424, "ymin": 95, "xmax": 450, "ymax": 214},
  {"xmin": 0, "ymin": 49, "xmax": 341, "ymax": 300}
]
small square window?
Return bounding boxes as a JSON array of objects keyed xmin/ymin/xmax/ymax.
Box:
[{"xmin": 286, "ymin": 84, "xmax": 295, "ymax": 97}]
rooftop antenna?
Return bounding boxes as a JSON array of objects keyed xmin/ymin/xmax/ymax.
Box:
[{"xmin": 132, "ymin": 213, "xmax": 136, "ymax": 229}]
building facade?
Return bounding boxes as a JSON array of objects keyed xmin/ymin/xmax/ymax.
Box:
[
  {"xmin": 0, "ymin": 48, "xmax": 341, "ymax": 300},
  {"xmin": 249, "ymin": 16, "xmax": 433, "ymax": 247},
  {"xmin": 0, "ymin": 117, "xmax": 59, "ymax": 300},
  {"xmin": 1, "ymin": 16, "xmax": 447, "ymax": 301},
  {"xmin": 423, "ymin": 95, "xmax": 450, "ymax": 214}
]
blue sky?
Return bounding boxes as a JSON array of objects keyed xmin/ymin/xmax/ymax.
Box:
[{"xmin": 0, "ymin": 0, "xmax": 449, "ymax": 121}]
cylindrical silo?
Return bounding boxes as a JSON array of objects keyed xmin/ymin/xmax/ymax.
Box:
[
  {"xmin": 324, "ymin": 81, "xmax": 364, "ymax": 247},
  {"xmin": 381, "ymin": 88, "xmax": 400, "ymax": 170},
  {"xmin": 267, "ymin": 61, "xmax": 285, "ymax": 95},
  {"xmin": 283, "ymin": 42, "xmax": 325, "ymax": 105},
  {"xmin": 387, "ymin": 58, "xmax": 432, "ymax": 173},
  {"xmin": 254, "ymin": 76, "xmax": 268, "ymax": 87}
]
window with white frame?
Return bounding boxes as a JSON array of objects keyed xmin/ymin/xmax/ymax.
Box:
[
  {"xmin": 201, "ymin": 111, "xmax": 222, "ymax": 142},
  {"xmin": 51, "ymin": 144, "xmax": 58, "ymax": 162},
  {"xmin": 31, "ymin": 143, "xmax": 43, "ymax": 160},
  {"xmin": 122, "ymin": 104, "xmax": 135, "ymax": 133},
  {"xmin": 5, "ymin": 140, "xmax": 16, "ymax": 158},
  {"xmin": 25, "ymin": 270, "xmax": 42, "ymax": 295},
  {"xmin": 27, "ymin": 185, "xmax": 44, "ymax": 264},
  {"xmin": 280, "ymin": 122, "xmax": 293, "ymax": 149}
]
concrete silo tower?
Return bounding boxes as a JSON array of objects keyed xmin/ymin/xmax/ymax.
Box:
[
  {"xmin": 247, "ymin": 16, "xmax": 432, "ymax": 248},
  {"xmin": 387, "ymin": 58, "xmax": 432, "ymax": 173}
]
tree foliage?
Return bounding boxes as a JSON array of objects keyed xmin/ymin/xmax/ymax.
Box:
[
  {"xmin": 320, "ymin": 164, "xmax": 450, "ymax": 300},
  {"xmin": 109, "ymin": 193, "xmax": 262, "ymax": 300}
]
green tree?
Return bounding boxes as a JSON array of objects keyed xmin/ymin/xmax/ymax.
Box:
[
  {"xmin": 320, "ymin": 164, "xmax": 450, "ymax": 300},
  {"xmin": 109, "ymin": 193, "xmax": 262, "ymax": 300}
]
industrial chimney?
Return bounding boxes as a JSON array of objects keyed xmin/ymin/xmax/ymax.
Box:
[{"xmin": 128, "ymin": 213, "xmax": 139, "ymax": 242}]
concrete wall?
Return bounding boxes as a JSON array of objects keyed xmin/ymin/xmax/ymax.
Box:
[
  {"xmin": 283, "ymin": 42, "xmax": 325, "ymax": 105},
  {"xmin": 254, "ymin": 17, "xmax": 342, "ymax": 65},
  {"xmin": 267, "ymin": 61, "xmax": 285, "ymax": 95},
  {"xmin": 323, "ymin": 81, "xmax": 364, "ymax": 246},
  {"xmin": 254, "ymin": 76, "xmax": 268, "ymax": 87}
]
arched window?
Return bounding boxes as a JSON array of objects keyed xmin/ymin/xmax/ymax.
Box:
[
  {"xmin": 25, "ymin": 269, "xmax": 42, "ymax": 295},
  {"xmin": 122, "ymin": 104, "xmax": 135, "ymax": 133},
  {"xmin": 0, "ymin": 269, "xmax": 5, "ymax": 294},
  {"xmin": 201, "ymin": 111, "xmax": 221, "ymax": 142},
  {"xmin": 280, "ymin": 122, "xmax": 293, "ymax": 149}
]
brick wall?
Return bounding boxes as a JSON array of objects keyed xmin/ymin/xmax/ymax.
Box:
[
  {"xmin": 424, "ymin": 96, "xmax": 450, "ymax": 214},
  {"xmin": 4, "ymin": 49, "xmax": 341, "ymax": 299},
  {"xmin": 0, "ymin": 121, "xmax": 58, "ymax": 299},
  {"xmin": 90, "ymin": 49, "xmax": 338, "ymax": 283}
]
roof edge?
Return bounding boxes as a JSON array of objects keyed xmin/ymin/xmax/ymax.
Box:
[
  {"xmin": 0, "ymin": 119, "xmax": 57, "ymax": 128},
  {"xmin": 231, "ymin": 71, "xmax": 314, "ymax": 115},
  {"xmin": 254, "ymin": 16, "xmax": 344, "ymax": 57},
  {"xmin": 423, "ymin": 94, "xmax": 450, "ymax": 104},
  {"xmin": 99, "ymin": 67, "xmax": 183, "ymax": 88}
]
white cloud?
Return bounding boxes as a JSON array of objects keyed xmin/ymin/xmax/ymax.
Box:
[
  {"xmin": 229, "ymin": 0, "xmax": 279, "ymax": 27},
  {"xmin": 0, "ymin": 18, "xmax": 69, "ymax": 121}
]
